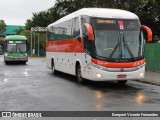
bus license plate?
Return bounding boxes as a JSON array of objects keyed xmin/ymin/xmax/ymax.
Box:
[
  {"xmin": 14, "ymin": 58, "xmax": 19, "ymax": 60},
  {"xmin": 117, "ymin": 74, "xmax": 127, "ymax": 78}
]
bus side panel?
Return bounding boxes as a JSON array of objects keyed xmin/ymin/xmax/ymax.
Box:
[
  {"xmin": 46, "ymin": 51, "xmax": 92, "ymax": 79},
  {"xmin": 77, "ymin": 53, "xmax": 92, "ymax": 80},
  {"xmin": 46, "ymin": 52, "xmax": 76, "ymax": 75},
  {"xmin": 46, "ymin": 38, "xmax": 84, "ymax": 53},
  {"xmin": 46, "ymin": 37, "xmax": 84, "ymax": 74},
  {"xmin": 55, "ymin": 52, "xmax": 75, "ymax": 75}
]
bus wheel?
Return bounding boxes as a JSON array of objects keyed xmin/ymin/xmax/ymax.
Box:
[
  {"xmin": 76, "ymin": 64, "xmax": 84, "ymax": 84},
  {"xmin": 52, "ymin": 60, "xmax": 57, "ymax": 75},
  {"xmin": 117, "ymin": 80, "xmax": 127, "ymax": 85}
]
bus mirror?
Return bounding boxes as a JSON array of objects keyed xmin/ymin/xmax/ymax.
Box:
[
  {"xmin": 141, "ymin": 25, "xmax": 152, "ymax": 42},
  {"xmin": 84, "ymin": 23, "xmax": 94, "ymax": 41}
]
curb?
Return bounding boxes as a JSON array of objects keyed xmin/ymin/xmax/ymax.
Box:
[
  {"xmin": 29, "ymin": 56, "xmax": 46, "ymax": 58},
  {"xmin": 134, "ymin": 80, "xmax": 160, "ymax": 86}
]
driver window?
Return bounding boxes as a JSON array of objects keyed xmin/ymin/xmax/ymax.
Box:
[{"xmin": 81, "ymin": 15, "xmax": 91, "ymax": 54}]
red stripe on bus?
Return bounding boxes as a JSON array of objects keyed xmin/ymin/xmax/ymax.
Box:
[
  {"xmin": 46, "ymin": 38, "xmax": 84, "ymax": 52},
  {"xmin": 91, "ymin": 58, "xmax": 145, "ymax": 68}
]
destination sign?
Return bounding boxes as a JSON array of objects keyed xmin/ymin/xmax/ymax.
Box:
[
  {"xmin": 97, "ymin": 19, "xmax": 116, "ymax": 24},
  {"xmin": 8, "ymin": 41, "xmax": 26, "ymax": 44}
]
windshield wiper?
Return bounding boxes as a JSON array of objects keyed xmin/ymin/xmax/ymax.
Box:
[
  {"xmin": 109, "ymin": 35, "xmax": 135, "ymax": 61},
  {"xmin": 18, "ymin": 48, "xmax": 23, "ymax": 53},
  {"xmin": 123, "ymin": 35, "xmax": 135, "ymax": 61},
  {"xmin": 109, "ymin": 31, "xmax": 121, "ymax": 59},
  {"xmin": 109, "ymin": 42, "xmax": 119, "ymax": 59},
  {"xmin": 11, "ymin": 48, "xmax": 14, "ymax": 53}
]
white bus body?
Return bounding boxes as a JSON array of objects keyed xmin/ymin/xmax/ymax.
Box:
[{"xmin": 46, "ymin": 8, "xmax": 152, "ymax": 84}]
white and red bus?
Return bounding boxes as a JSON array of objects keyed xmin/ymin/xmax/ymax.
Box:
[{"xmin": 46, "ymin": 8, "xmax": 152, "ymax": 84}]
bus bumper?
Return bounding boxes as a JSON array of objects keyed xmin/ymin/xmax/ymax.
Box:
[
  {"xmin": 4, "ymin": 56, "xmax": 28, "ymax": 62},
  {"xmin": 90, "ymin": 65, "xmax": 145, "ymax": 81}
]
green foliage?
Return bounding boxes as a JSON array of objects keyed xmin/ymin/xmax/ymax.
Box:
[
  {"xmin": 25, "ymin": 11, "xmax": 52, "ymax": 29},
  {"xmin": 14, "ymin": 27, "xmax": 25, "ymax": 35},
  {"xmin": 0, "ymin": 20, "xmax": 7, "ymax": 34},
  {"xmin": 20, "ymin": 30, "xmax": 31, "ymax": 42},
  {"xmin": 25, "ymin": 0, "xmax": 160, "ymax": 40},
  {"xmin": 19, "ymin": 30, "xmax": 46, "ymax": 50}
]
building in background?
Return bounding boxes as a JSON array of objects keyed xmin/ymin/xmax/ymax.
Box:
[
  {"xmin": 4, "ymin": 25, "xmax": 25, "ymax": 35},
  {"xmin": 0, "ymin": 25, "xmax": 25, "ymax": 51}
]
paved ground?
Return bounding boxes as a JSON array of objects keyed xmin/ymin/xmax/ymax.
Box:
[
  {"xmin": 137, "ymin": 71, "xmax": 160, "ymax": 86},
  {"xmin": 0, "ymin": 56, "xmax": 160, "ymax": 120}
]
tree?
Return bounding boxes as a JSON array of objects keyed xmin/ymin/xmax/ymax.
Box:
[
  {"xmin": 25, "ymin": 0, "xmax": 160, "ymax": 38},
  {"xmin": 0, "ymin": 20, "xmax": 7, "ymax": 35},
  {"xmin": 19, "ymin": 30, "xmax": 46, "ymax": 55},
  {"xmin": 53, "ymin": 0, "xmax": 160, "ymax": 38},
  {"xmin": 14, "ymin": 27, "xmax": 25, "ymax": 35},
  {"xmin": 25, "ymin": 11, "xmax": 53, "ymax": 30}
]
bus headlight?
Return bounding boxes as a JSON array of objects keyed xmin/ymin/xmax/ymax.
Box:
[
  {"xmin": 140, "ymin": 72, "xmax": 144, "ymax": 77},
  {"xmin": 96, "ymin": 73, "xmax": 102, "ymax": 78},
  {"xmin": 4, "ymin": 53, "xmax": 8, "ymax": 56},
  {"xmin": 25, "ymin": 54, "xmax": 28, "ymax": 56}
]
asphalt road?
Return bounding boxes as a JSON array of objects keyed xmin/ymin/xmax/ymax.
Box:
[{"xmin": 0, "ymin": 56, "xmax": 160, "ymax": 120}]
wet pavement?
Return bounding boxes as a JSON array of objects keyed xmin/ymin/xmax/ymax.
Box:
[
  {"xmin": 142, "ymin": 71, "xmax": 160, "ymax": 86},
  {"xmin": 0, "ymin": 56, "xmax": 160, "ymax": 120}
]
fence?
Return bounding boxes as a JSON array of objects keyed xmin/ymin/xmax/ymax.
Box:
[
  {"xmin": 145, "ymin": 43, "xmax": 160, "ymax": 71},
  {"xmin": 28, "ymin": 48, "xmax": 46, "ymax": 56}
]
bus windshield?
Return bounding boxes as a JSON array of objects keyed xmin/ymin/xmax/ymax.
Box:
[
  {"xmin": 91, "ymin": 18, "xmax": 144, "ymax": 61},
  {"xmin": 0, "ymin": 46, "xmax": 2, "ymax": 51},
  {"xmin": 7, "ymin": 43, "xmax": 27, "ymax": 52}
]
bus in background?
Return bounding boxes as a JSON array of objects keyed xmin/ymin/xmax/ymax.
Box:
[
  {"xmin": 46, "ymin": 8, "xmax": 152, "ymax": 84},
  {"xmin": 4, "ymin": 35, "xmax": 28, "ymax": 64},
  {"xmin": 0, "ymin": 45, "xmax": 3, "ymax": 55}
]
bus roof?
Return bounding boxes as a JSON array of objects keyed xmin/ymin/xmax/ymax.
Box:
[
  {"xmin": 5, "ymin": 35, "xmax": 27, "ymax": 40},
  {"xmin": 48, "ymin": 8, "xmax": 139, "ymax": 27}
]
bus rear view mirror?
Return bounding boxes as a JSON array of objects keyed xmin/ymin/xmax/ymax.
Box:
[
  {"xmin": 84, "ymin": 23, "xmax": 94, "ymax": 41},
  {"xmin": 141, "ymin": 25, "xmax": 152, "ymax": 42}
]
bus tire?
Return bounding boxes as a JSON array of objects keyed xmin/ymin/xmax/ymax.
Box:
[
  {"xmin": 52, "ymin": 60, "xmax": 57, "ymax": 75},
  {"xmin": 117, "ymin": 80, "xmax": 127, "ymax": 85},
  {"xmin": 76, "ymin": 64, "xmax": 84, "ymax": 84}
]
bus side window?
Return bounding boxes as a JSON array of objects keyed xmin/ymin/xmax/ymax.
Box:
[{"xmin": 72, "ymin": 17, "xmax": 80, "ymax": 37}]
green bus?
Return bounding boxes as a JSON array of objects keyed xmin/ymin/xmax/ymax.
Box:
[
  {"xmin": 0, "ymin": 45, "xmax": 3, "ymax": 55},
  {"xmin": 4, "ymin": 35, "xmax": 28, "ymax": 64}
]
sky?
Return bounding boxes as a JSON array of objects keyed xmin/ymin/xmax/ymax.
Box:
[{"xmin": 0, "ymin": 0, "xmax": 56, "ymax": 26}]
